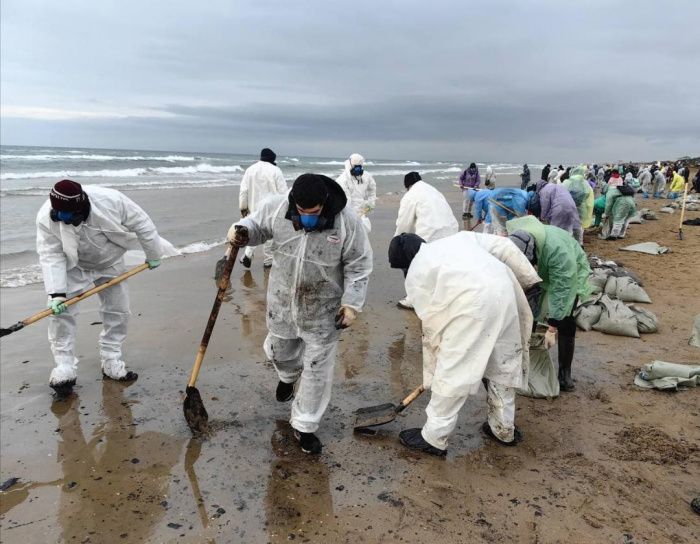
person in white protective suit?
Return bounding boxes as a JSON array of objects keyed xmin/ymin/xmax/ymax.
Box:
[
  {"xmin": 484, "ymin": 165, "xmax": 497, "ymax": 188},
  {"xmin": 394, "ymin": 171, "xmax": 458, "ymax": 309},
  {"xmin": 388, "ymin": 232, "xmax": 541, "ymax": 456},
  {"xmin": 335, "ymin": 153, "xmax": 377, "ymax": 232},
  {"xmin": 238, "ymin": 148, "xmax": 288, "ymax": 268},
  {"xmin": 36, "ymin": 180, "xmax": 173, "ymax": 397},
  {"xmin": 228, "ymin": 173, "xmax": 373, "ymax": 455}
]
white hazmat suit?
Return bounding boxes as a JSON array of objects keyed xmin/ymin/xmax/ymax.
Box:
[
  {"xmin": 394, "ymin": 180, "xmax": 459, "ymax": 242},
  {"xmin": 335, "ymin": 153, "xmax": 377, "ymax": 232},
  {"xmin": 235, "ymin": 181, "xmax": 373, "ymax": 433},
  {"xmin": 36, "ymin": 186, "xmax": 174, "ymax": 386},
  {"xmin": 239, "ymin": 160, "xmax": 288, "ymax": 265},
  {"xmin": 405, "ymin": 232, "xmax": 541, "ymax": 448}
]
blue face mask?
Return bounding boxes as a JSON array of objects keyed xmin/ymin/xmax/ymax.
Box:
[
  {"xmin": 57, "ymin": 211, "xmax": 75, "ymax": 223},
  {"xmin": 351, "ymin": 165, "xmax": 363, "ymax": 177},
  {"xmin": 299, "ymin": 214, "xmax": 320, "ymax": 229}
]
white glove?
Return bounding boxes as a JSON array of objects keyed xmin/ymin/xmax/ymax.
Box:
[
  {"xmin": 544, "ymin": 328, "xmax": 557, "ymax": 350},
  {"xmin": 334, "ymin": 306, "xmax": 357, "ymax": 329}
]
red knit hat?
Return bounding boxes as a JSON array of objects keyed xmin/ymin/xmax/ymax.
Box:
[{"xmin": 50, "ymin": 179, "xmax": 87, "ymax": 212}]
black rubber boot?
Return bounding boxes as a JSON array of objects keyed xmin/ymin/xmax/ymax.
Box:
[
  {"xmin": 240, "ymin": 255, "xmax": 252, "ymax": 268},
  {"xmin": 558, "ymin": 335, "xmax": 576, "ymax": 392},
  {"xmin": 481, "ymin": 421, "xmax": 523, "ymax": 446},
  {"xmin": 102, "ymin": 371, "xmax": 138, "ymax": 383},
  {"xmin": 276, "ymin": 380, "xmax": 295, "ymax": 402},
  {"xmin": 50, "ymin": 379, "xmax": 76, "ymax": 399},
  {"xmin": 293, "ymin": 430, "xmax": 322, "ymax": 454},
  {"xmin": 399, "ymin": 428, "xmax": 447, "ymax": 457}
]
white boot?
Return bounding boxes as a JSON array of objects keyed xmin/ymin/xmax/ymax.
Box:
[{"xmin": 397, "ymin": 297, "xmax": 414, "ymax": 310}]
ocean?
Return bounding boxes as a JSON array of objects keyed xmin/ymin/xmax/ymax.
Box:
[{"xmin": 0, "ymin": 145, "xmax": 531, "ymax": 288}]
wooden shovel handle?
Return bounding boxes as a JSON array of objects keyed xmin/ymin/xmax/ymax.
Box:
[
  {"xmin": 187, "ymin": 244, "xmax": 239, "ymax": 388},
  {"xmin": 396, "ymin": 385, "xmax": 425, "ymax": 413},
  {"xmin": 678, "ymin": 182, "xmax": 689, "ymax": 229},
  {"xmin": 488, "ymin": 198, "xmax": 524, "ymax": 218},
  {"xmin": 23, "ymin": 263, "xmax": 151, "ymax": 327}
]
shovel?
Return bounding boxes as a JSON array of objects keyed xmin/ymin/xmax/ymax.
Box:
[
  {"xmin": 1, "ymin": 263, "xmax": 150, "ymax": 338},
  {"xmin": 184, "ymin": 243, "xmax": 239, "ymax": 435},
  {"xmin": 353, "ymin": 385, "xmax": 425, "ymax": 431}
]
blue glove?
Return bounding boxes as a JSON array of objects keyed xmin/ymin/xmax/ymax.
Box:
[
  {"xmin": 48, "ymin": 296, "xmax": 67, "ymax": 315},
  {"xmin": 146, "ymin": 259, "xmax": 161, "ymax": 269}
]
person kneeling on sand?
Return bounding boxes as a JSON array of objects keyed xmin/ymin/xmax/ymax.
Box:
[
  {"xmin": 228, "ymin": 174, "xmax": 373, "ymax": 454},
  {"xmin": 506, "ymin": 216, "xmax": 591, "ymax": 392},
  {"xmin": 37, "ymin": 180, "xmax": 170, "ymax": 397},
  {"xmin": 599, "ymin": 177, "xmax": 637, "ymax": 240},
  {"xmin": 388, "ymin": 231, "xmax": 541, "ymax": 456},
  {"xmin": 394, "ymin": 171, "xmax": 458, "ymax": 309}
]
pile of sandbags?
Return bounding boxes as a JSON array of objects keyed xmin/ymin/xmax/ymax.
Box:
[{"xmin": 578, "ymin": 257, "xmax": 658, "ymax": 337}]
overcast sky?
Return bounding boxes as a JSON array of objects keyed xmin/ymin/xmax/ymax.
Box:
[{"xmin": 1, "ymin": 0, "xmax": 698, "ymax": 162}]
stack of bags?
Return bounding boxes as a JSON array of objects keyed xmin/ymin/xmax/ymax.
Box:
[{"xmin": 575, "ymin": 257, "xmax": 658, "ymax": 338}]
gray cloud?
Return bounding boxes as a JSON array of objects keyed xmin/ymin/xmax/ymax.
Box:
[{"xmin": 1, "ymin": 0, "xmax": 698, "ymax": 162}]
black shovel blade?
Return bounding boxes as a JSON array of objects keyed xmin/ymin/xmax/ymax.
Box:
[
  {"xmin": 0, "ymin": 322, "xmax": 24, "ymax": 338},
  {"xmin": 353, "ymin": 402, "xmax": 399, "ymax": 430},
  {"xmin": 184, "ymin": 386, "xmax": 209, "ymax": 435}
]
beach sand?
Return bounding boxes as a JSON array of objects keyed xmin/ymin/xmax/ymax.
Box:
[{"xmin": 1, "ymin": 187, "xmax": 698, "ymax": 543}]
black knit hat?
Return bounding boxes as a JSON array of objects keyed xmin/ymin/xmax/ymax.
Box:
[
  {"xmin": 260, "ymin": 148, "xmax": 276, "ymax": 164},
  {"xmin": 50, "ymin": 179, "xmax": 87, "ymax": 212},
  {"xmin": 388, "ymin": 233, "xmax": 426, "ymax": 271},
  {"xmin": 291, "ymin": 174, "xmax": 331, "ymax": 209},
  {"xmin": 404, "ymin": 171, "xmax": 422, "ymax": 188}
]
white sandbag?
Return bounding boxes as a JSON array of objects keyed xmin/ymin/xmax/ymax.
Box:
[
  {"xmin": 575, "ymin": 301, "xmax": 602, "ymax": 331},
  {"xmin": 629, "ymin": 304, "xmax": 659, "ymax": 334},
  {"xmin": 604, "ymin": 276, "xmax": 652, "ymax": 303},
  {"xmin": 589, "ymin": 268, "xmax": 611, "ymax": 294},
  {"xmin": 690, "ymin": 314, "xmax": 700, "ymax": 348},
  {"xmin": 517, "ymin": 333, "xmax": 560, "ymax": 398},
  {"xmin": 593, "ymin": 295, "xmax": 640, "ymax": 338},
  {"xmin": 659, "ymin": 207, "xmax": 674, "ymax": 213},
  {"xmin": 628, "ymin": 212, "xmax": 643, "ymax": 224}
]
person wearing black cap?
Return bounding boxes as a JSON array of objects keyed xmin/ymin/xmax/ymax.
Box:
[
  {"xmin": 36, "ymin": 180, "xmax": 171, "ymax": 397},
  {"xmin": 237, "ymin": 148, "xmax": 288, "ymax": 268},
  {"xmin": 388, "ymin": 231, "xmax": 541, "ymax": 456},
  {"xmin": 393, "ymin": 171, "xmax": 458, "ymax": 309},
  {"xmin": 226, "ymin": 173, "xmax": 373, "ymax": 454}
]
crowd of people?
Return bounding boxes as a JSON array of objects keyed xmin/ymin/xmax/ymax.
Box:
[{"xmin": 34, "ymin": 149, "xmax": 694, "ymax": 455}]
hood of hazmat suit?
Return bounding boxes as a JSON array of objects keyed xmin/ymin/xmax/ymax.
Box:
[
  {"xmin": 239, "ymin": 160, "xmax": 288, "ymax": 212},
  {"xmin": 335, "ymin": 154, "xmax": 377, "ymax": 222},
  {"xmin": 563, "ymin": 166, "xmax": 595, "ymax": 228},
  {"xmin": 405, "ymin": 232, "xmax": 541, "ymax": 396},
  {"xmin": 394, "ymin": 180, "xmax": 459, "ymax": 242},
  {"xmin": 236, "ymin": 176, "xmax": 373, "ymax": 339},
  {"xmin": 506, "ymin": 216, "xmax": 591, "ymax": 322},
  {"xmin": 36, "ymin": 185, "xmax": 175, "ymax": 295}
]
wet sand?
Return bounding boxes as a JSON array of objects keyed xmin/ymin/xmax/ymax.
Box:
[{"xmin": 1, "ymin": 188, "xmax": 699, "ymax": 543}]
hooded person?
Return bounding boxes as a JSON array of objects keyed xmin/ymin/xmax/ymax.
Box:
[
  {"xmin": 394, "ymin": 172, "xmax": 459, "ymax": 309},
  {"xmin": 562, "ymin": 165, "xmax": 595, "ymax": 229},
  {"xmin": 541, "ymin": 164, "xmax": 551, "ymax": 182},
  {"xmin": 388, "ymin": 232, "xmax": 541, "ymax": 455},
  {"xmin": 36, "ymin": 180, "xmax": 176, "ymax": 397},
  {"xmin": 483, "ymin": 188, "xmax": 529, "ymax": 236},
  {"xmin": 537, "ymin": 181, "xmax": 584, "ymax": 245},
  {"xmin": 237, "ymin": 148, "xmax": 288, "ymax": 268},
  {"xmin": 520, "ymin": 164, "xmax": 531, "ymax": 190},
  {"xmin": 668, "ymin": 170, "xmax": 686, "ymax": 199},
  {"xmin": 228, "ymin": 174, "xmax": 373, "ymax": 454},
  {"xmin": 484, "ymin": 165, "xmax": 497, "ymax": 188},
  {"xmin": 599, "ymin": 179, "xmax": 637, "ymax": 240},
  {"xmin": 652, "ymin": 168, "xmax": 666, "ymax": 198},
  {"xmin": 638, "ymin": 166, "xmax": 653, "ymax": 198},
  {"xmin": 335, "ymin": 153, "xmax": 377, "ymax": 232},
  {"xmin": 506, "ymin": 216, "xmax": 592, "ymax": 392},
  {"xmin": 458, "ymin": 162, "xmax": 481, "ymax": 218}
]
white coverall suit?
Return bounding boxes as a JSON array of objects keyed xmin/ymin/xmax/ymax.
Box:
[
  {"xmin": 394, "ymin": 180, "xmax": 459, "ymax": 242},
  {"xmin": 335, "ymin": 154, "xmax": 377, "ymax": 233},
  {"xmin": 405, "ymin": 232, "xmax": 541, "ymax": 448},
  {"xmin": 36, "ymin": 186, "xmax": 169, "ymax": 385},
  {"xmin": 236, "ymin": 188, "xmax": 373, "ymax": 433},
  {"xmin": 239, "ymin": 160, "xmax": 288, "ymax": 265}
]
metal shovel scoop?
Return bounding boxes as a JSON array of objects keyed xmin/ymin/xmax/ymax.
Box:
[
  {"xmin": 184, "ymin": 244, "xmax": 238, "ymax": 435},
  {"xmin": 353, "ymin": 385, "xmax": 425, "ymax": 431}
]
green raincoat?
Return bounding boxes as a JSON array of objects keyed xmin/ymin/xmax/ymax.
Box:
[
  {"xmin": 563, "ymin": 166, "xmax": 595, "ymax": 228},
  {"xmin": 604, "ymin": 187, "xmax": 636, "ymax": 223},
  {"xmin": 506, "ymin": 216, "xmax": 591, "ymax": 321}
]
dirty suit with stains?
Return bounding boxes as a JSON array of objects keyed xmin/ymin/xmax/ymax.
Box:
[
  {"xmin": 36, "ymin": 186, "xmax": 173, "ymax": 386},
  {"xmin": 405, "ymin": 232, "xmax": 541, "ymax": 448},
  {"xmin": 236, "ymin": 177, "xmax": 373, "ymax": 433}
]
